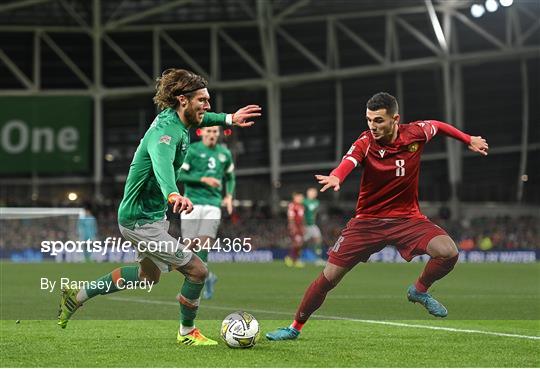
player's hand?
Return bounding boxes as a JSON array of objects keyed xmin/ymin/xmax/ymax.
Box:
[
  {"xmin": 315, "ymin": 174, "xmax": 341, "ymax": 192},
  {"xmin": 168, "ymin": 194, "xmax": 193, "ymax": 214},
  {"xmin": 231, "ymin": 105, "xmax": 262, "ymax": 127},
  {"xmin": 468, "ymin": 136, "xmax": 489, "ymax": 156},
  {"xmin": 222, "ymin": 194, "xmax": 234, "ymax": 215},
  {"xmin": 201, "ymin": 177, "xmax": 221, "ymax": 188}
]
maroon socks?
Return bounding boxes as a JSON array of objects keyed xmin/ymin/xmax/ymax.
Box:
[
  {"xmin": 415, "ymin": 255, "xmax": 459, "ymax": 293},
  {"xmin": 292, "ymin": 273, "xmax": 335, "ymax": 330}
]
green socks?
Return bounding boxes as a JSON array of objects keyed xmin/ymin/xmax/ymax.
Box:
[
  {"xmin": 195, "ymin": 250, "xmax": 208, "ymax": 263},
  {"xmin": 178, "ymin": 278, "xmax": 204, "ymax": 327},
  {"xmin": 85, "ymin": 266, "xmax": 140, "ymax": 299}
]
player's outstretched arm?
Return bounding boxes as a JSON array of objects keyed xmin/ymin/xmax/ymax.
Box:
[
  {"xmin": 468, "ymin": 136, "xmax": 489, "ymax": 156},
  {"xmin": 201, "ymin": 105, "xmax": 261, "ymax": 128},
  {"xmin": 428, "ymin": 121, "xmax": 488, "ymax": 156},
  {"xmin": 231, "ymin": 105, "xmax": 262, "ymax": 127},
  {"xmin": 315, "ymin": 174, "xmax": 341, "ymax": 192}
]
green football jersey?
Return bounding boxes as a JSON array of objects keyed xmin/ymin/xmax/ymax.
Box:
[
  {"xmin": 118, "ymin": 108, "xmax": 229, "ymax": 229},
  {"xmin": 178, "ymin": 141, "xmax": 235, "ymax": 208},
  {"xmin": 303, "ymin": 198, "xmax": 320, "ymax": 226}
]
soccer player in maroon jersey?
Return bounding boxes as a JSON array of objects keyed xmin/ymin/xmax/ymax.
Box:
[
  {"xmin": 266, "ymin": 92, "xmax": 489, "ymax": 341},
  {"xmin": 285, "ymin": 192, "xmax": 306, "ymax": 268}
]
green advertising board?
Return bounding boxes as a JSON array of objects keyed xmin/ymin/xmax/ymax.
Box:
[{"xmin": 0, "ymin": 96, "xmax": 91, "ymax": 174}]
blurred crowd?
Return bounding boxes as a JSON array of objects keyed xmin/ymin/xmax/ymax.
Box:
[
  {"xmin": 434, "ymin": 215, "xmax": 539, "ymax": 251},
  {"xmin": 0, "ymin": 217, "xmax": 78, "ymax": 251},
  {"xmin": 1, "ymin": 205, "xmax": 539, "ymax": 252}
]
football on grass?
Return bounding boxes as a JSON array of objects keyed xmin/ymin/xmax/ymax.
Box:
[{"xmin": 220, "ymin": 311, "xmax": 260, "ymax": 348}]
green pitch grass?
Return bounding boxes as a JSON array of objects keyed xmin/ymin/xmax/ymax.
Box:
[{"xmin": 1, "ymin": 261, "xmax": 539, "ymax": 367}]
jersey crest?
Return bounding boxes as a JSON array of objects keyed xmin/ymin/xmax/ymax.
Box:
[
  {"xmin": 378, "ymin": 149, "xmax": 386, "ymax": 158},
  {"xmin": 408, "ymin": 142, "xmax": 419, "ymax": 152},
  {"xmin": 218, "ymin": 153, "xmax": 227, "ymax": 162}
]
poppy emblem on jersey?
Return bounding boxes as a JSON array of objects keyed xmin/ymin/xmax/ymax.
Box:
[
  {"xmin": 378, "ymin": 149, "xmax": 386, "ymax": 158},
  {"xmin": 408, "ymin": 142, "xmax": 419, "ymax": 152},
  {"xmin": 159, "ymin": 135, "xmax": 171, "ymax": 145}
]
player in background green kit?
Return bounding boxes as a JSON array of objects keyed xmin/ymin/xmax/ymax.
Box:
[
  {"xmin": 57, "ymin": 68, "xmax": 261, "ymax": 346},
  {"xmin": 178, "ymin": 126, "xmax": 235, "ymax": 299},
  {"xmin": 303, "ymin": 187, "xmax": 325, "ymax": 265}
]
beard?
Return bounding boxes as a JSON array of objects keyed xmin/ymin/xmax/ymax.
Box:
[{"xmin": 184, "ymin": 106, "xmax": 202, "ymax": 127}]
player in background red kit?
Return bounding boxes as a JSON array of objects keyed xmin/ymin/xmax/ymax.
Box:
[
  {"xmin": 285, "ymin": 192, "xmax": 306, "ymax": 268},
  {"xmin": 266, "ymin": 92, "xmax": 489, "ymax": 341}
]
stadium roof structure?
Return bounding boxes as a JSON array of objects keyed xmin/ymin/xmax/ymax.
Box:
[
  {"xmin": 0, "ymin": 0, "xmax": 539, "ymax": 209},
  {"xmin": 0, "ymin": 1, "xmax": 467, "ymax": 26},
  {"xmin": 1, "ymin": 0, "xmax": 537, "ymax": 91}
]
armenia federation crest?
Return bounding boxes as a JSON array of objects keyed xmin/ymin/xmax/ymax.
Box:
[{"xmin": 408, "ymin": 142, "xmax": 419, "ymax": 152}]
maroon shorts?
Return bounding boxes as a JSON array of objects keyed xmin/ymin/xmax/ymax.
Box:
[{"xmin": 328, "ymin": 217, "xmax": 448, "ymax": 268}]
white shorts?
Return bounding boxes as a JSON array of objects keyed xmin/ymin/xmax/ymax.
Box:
[
  {"xmin": 181, "ymin": 204, "xmax": 222, "ymax": 239},
  {"xmin": 304, "ymin": 225, "xmax": 322, "ymax": 241},
  {"xmin": 119, "ymin": 220, "xmax": 192, "ymax": 273}
]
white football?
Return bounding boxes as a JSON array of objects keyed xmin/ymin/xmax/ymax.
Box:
[{"xmin": 220, "ymin": 311, "xmax": 260, "ymax": 348}]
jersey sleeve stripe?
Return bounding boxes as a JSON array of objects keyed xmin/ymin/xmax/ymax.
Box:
[
  {"xmin": 422, "ymin": 127, "xmax": 429, "ymax": 141},
  {"xmin": 345, "ymin": 156, "xmax": 358, "ymax": 167},
  {"xmin": 226, "ymin": 163, "xmax": 235, "ymax": 173}
]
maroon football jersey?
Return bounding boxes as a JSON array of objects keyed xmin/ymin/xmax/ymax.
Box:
[
  {"xmin": 339, "ymin": 121, "xmax": 439, "ymax": 219},
  {"xmin": 288, "ymin": 202, "xmax": 305, "ymax": 227}
]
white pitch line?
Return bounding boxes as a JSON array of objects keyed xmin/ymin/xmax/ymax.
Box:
[{"xmin": 108, "ymin": 296, "xmax": 540, "ymax": 341}]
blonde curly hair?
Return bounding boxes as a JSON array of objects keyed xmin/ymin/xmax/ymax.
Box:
[{"xmin": 153, "ymin": 68, "xmax": 208, "ymax": 110}]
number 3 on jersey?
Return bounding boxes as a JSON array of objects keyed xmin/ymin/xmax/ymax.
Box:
[
  {"xmin": 395, "ymin": 159, "xmax": 405, "ymax": 176},
  {"xmin": 208, "ymin": 157, "xmax": 216, "ymax": 169}
]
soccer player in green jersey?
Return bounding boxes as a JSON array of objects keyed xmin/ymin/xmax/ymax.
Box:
[
  {"xmin": 57, "ymin": 68, "xmax": 261, "ymax": 346},
  {"xmin": 178, "ymin": 125, "xmax": 236, "ymax": 299},
  {"xmin": 303, "ymin": 187, "xmax": 324, "ymax": 265}
]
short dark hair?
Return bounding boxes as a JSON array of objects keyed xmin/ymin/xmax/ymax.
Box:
[{"xmin": 366, "ymin": 92, "xmax": 399, "ymax": 115}]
